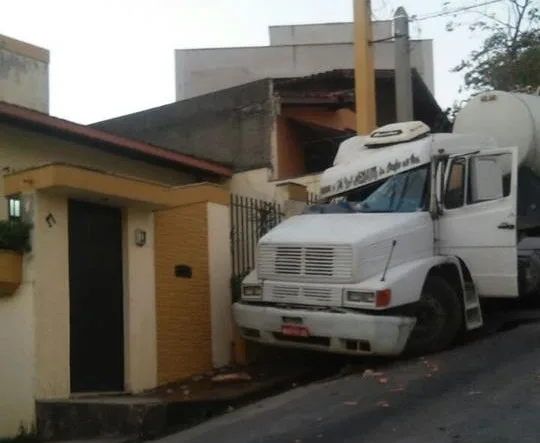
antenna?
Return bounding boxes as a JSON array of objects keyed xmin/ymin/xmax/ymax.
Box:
[{"xmin": 381, "ymin": 240, "xmax": 397, "ymax": 282}]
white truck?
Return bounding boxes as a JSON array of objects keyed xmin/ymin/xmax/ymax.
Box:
[{"xmin": 233, "ymin": 90, "xmax": 540, "ymax": 356}]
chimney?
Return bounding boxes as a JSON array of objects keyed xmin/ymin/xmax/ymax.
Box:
[{"xmin": 0, "ymin": 34, "xmax": 50, "ymax": 113}]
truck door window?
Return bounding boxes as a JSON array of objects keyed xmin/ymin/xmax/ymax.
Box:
[
  {"xmin": 467, "ymin": 152, "xmax": 512, "ymax": 205},
  {"xmin": 445, "ymin": 158, "xmax": 466, "ymax": 209}
]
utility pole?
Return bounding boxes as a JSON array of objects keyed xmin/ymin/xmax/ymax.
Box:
[
  {"xmin": 394, "ymin": 6, "xmax": 414, "ymax": 122},
  {"xmin": 354, "ymin": 0, "xmax": 377, "ymax": 135}
]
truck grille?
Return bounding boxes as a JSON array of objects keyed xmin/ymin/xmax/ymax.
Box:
[
  {"xmin": 259, "ymin": 244, "xmax": 353, "ymax": 282},
  {"xmin": 265, "ymin": 283, "xmax": 339, "ymax": 306}
]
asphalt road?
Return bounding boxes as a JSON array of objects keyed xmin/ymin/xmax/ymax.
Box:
[{"xmin": 159, "ymin": 318, "xmax": 540, "ymax": 443}]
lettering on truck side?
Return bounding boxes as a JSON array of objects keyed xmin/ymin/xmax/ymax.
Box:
[{"xmin": 320, "ymin": 153, "xmax": 421, "ymax": 196}]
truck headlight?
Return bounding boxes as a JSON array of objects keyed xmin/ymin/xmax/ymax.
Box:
[
  {"xmin": 242, "ymin": 285, "xmax": 262, "ymax": 299},
  {"xmin": 346, "ymin": 291, "xmax": 375, "ymax": 304},
  {"xmin": 344, "ymin": 289, "xmax": 392, "ymax": 307}
]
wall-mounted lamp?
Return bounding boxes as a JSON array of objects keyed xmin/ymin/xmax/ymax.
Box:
[
  {"xmin": 45, "ymin": 212, "xmax": 56, "ymax": 228},
  {"xmin": 135, "ymin": 229, "xmax": 147, "ymax": 247}
]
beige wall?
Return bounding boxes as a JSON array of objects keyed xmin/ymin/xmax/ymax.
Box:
[
  {"xmin": 0, "ymin": 34, "xmax": 49, "ymax": 113},
  {"xmin": 229, "ymin": 167, "xmax": 321, "ymax": 201},
  {"xmin": 0, "ymin": 247, "xmax": 36, "ymax": 436},
  {"xmin": 32, "ymin": 192, "xmax": 159, "ymax": 398},
  {"xmin": 122, "ymin": 209, "xmax": 157, "ymax": 392},
  {"xmin": 33, "ymin": 192, "xmax": 70, "ymax": 399},
  {"xmin": 0, "ymin": 190, "xmax": 160, "ymax": 438},
  {"xmin": 207, "ymin": 202, "xmax": 233, "ymax": 367},
  {"xmin": 0, "ymin": 124, "xmax": 194, "ymax": 220}
]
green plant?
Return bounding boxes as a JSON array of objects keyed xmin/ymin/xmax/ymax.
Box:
[{"xmin": 0, "ymin": 220, "xmax": 32, "ymax": 253}]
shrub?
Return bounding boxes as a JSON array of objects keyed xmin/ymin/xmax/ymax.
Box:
[{"xmin": 0, "ymin": 220, "xmax": 32, "ymax": 253}]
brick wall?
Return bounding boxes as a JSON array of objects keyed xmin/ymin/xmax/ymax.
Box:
[
  {"xmin": 92, "ymin": 80, "xmax": 274, "ymax": 172},
  {"xmin": 154, "ymin": 202, "xmax": 212, "ymax": 384}
]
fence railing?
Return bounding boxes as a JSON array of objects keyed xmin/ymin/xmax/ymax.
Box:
[
  {"xmin": 229, "ymin": 193, "xmax": 320, "ymax": 302},
  {"xmin": 230, "ymin": 194, "xmax": 285, "ymax": 302}
]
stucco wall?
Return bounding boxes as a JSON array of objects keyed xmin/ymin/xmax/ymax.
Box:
[
  {"xmin": 207, "ymin": 202, "xmax": 233, "ymax": 368},
  {"xmin": 93, "ymin": 80, "xmax": 274, "ymax": 173},
  {"xmin": 0, "ymin": 191, "xmax": 162, "ymax": 438},
  {"xmin": 268, "ymin": 21, "xmax": 392, "ymax": 46},
  {"xmin": 0, "ymin": 34, "xmax": 49, "ymax": 113},
  {"xmin": 175, "ymin": 40, "xmax": 434, "ymax": 101},
  {"xmin": 0, "ymin": 248, "xmax": 35, "ymax": 437},
  {"xmin": 122, "ymin": 209, "xmax": 157, "ymax": 392},
  {"xmin": 0, "ymin": 124, "xmax": 194, "ymax": 220},
  {"xmin": 229, "ymin": 168, "xmax": 321, "ymax": 201},
  {"xmin": 0, "ymin": 126, "xmax": 196, "ymax": 437}
]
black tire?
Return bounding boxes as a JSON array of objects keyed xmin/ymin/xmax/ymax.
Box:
[{"xmin": 404, "ymin": 275, "xmax": 463, "ymax": 356}]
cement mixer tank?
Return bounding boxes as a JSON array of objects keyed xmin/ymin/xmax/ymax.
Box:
[{"xmin": 453, "ymin": 91, "xmax": 540, "ymax": 174}]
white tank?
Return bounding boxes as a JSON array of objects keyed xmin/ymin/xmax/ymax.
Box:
[{"xmin": 453, "ymin": 91, "xmax": 540, "ymax": 174}]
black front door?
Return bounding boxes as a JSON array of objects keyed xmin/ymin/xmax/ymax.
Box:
[{"xmin": 68, "ymin": 199, "xmax": 124, "ymax": 393}]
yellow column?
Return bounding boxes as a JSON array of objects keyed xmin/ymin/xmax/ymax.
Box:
[{"xmin": 354, "ymin": 0, "xmax": 377, "ymax": 134}]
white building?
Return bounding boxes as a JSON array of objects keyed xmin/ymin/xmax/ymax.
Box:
[{"xmin": 175, "ymin": 21, "xmax": 434, "ymax": 101}]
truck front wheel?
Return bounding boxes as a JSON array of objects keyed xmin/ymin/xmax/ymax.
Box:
[{"xmin": 404, "ymin": 275, "xmax": 463, "ymax": 356}]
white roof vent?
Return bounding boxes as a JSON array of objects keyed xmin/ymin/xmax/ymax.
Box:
[{"xmin": 365, "ymin": 121, "xmax": 431, "ymax": 148}]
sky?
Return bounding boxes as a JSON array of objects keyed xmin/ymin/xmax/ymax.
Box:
[{"xmin": 1, "ymin": 0, "xmax": 505, "ymax": 124}]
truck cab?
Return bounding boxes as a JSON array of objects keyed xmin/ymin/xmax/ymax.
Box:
[{"xmin": 233, "ymin": 107, "xmax": 528, "ymax": 356}]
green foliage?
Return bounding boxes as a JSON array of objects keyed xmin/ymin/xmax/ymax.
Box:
[
  {"xmin": 0, "ymin": 220, "xmax": 32, "ymax": 253},
  {"xmin": 445, "ymin": 0, "xmax": 540, "ymax": 92}
]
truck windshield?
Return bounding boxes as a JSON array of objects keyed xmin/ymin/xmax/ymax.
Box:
[{"xmin": 342, "ymin": 165, "xmax": 429, "ymax": 213}]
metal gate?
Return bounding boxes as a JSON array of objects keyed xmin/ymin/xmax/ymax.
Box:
[{"xmin": 230, "ymin": 194, "xmax": 284, "ymax": 302}]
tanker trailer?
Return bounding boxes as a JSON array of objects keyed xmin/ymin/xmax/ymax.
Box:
[{"xmin": 453, "ymin": 90, "xmax": 540, "ymax": 298}]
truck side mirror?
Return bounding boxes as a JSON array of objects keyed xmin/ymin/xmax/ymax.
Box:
[{"xmin": 470, "ymin": 155, "xmax": 504, "ymax": 202}]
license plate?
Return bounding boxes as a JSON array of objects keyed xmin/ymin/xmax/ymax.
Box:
[{"xmin": 281, "ymin": 324, "xmax": 310, "ymax": 337}]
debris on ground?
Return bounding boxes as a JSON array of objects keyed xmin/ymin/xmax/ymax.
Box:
[
  {"xmin": 377, "ymin": 400, "xmax": 390, "ymax": 408},
  {"xmin": 211, "ymin": 372, "xmax": 252, "ymax": 383},
  {"xmin": 363, "ymin": 369, "xmax": 385, "ymax": 378},
  {"xmin": 378, "ymin": 377, "xmax": 389, "ymax": 384},
  {"xmin": 344, "ymin": 401, "xmax": 358, "ymax": 406},
  {"xmin": 141, "ymin": 361, "xmax": 313, "ymax": 402}
]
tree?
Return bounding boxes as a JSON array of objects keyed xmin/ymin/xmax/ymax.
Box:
[{"xmin": 446, "ymin": 0, "xmax": 540, "ymax": 92}]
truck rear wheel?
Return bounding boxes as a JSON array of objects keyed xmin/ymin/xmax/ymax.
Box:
[{"xmin": 404, "ymin": 275, "xmax": 463, "ymax": 356}]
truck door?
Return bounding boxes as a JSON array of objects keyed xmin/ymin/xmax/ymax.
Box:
[{"xmin": 438, "ymin": 147, "xmax": 519, "ymax": 297}]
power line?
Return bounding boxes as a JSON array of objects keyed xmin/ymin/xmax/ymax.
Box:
[{"xmin": 411, "ymin": 0, "xmax": 504, "ymax": 22}]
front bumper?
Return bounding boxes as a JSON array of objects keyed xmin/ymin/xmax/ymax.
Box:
[{"xmin": 233, "ymin": 302, "xmax": 416, "ymax": 356}]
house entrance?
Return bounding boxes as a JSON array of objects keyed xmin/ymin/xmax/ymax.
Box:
[{"xmin": 68, "ymin": 199, "xmax": 124, "ymax": 393}]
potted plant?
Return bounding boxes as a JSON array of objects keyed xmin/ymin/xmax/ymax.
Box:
[{"xmin": 0, "ymin": 219, "xmax": 32, "ymax": 296}]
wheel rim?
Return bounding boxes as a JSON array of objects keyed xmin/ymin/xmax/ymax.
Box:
[{"xmin": 410, "ymin": 292, "xmax": 447, "ymax": 342}]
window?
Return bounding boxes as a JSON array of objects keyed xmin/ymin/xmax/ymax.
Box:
[
  {"xmin": 343, "ymin": 165, "xmax": 429, "ymax": 213},
  {"xmin": 444, "ymin": 152, "xmax": 512, "ymax": 209},
  {"xmin": 8, "ymin": 198, "xmax": 21, "ymax": 220},
  {"xmin": 467, "ymin": 152, "xmax": 512, "ymax": 205},
  {"xmin": 444, "ymin": 158, "xmax": 466, "ymax": 209}
]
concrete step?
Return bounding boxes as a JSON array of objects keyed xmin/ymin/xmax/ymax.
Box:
[
  {"xmin": 36, "ymin": 396, "xmax": 167, "ymax": 442},
  {"xmin": 35, "ymin": 363, "xmax": 323, "ymax": 442}
]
